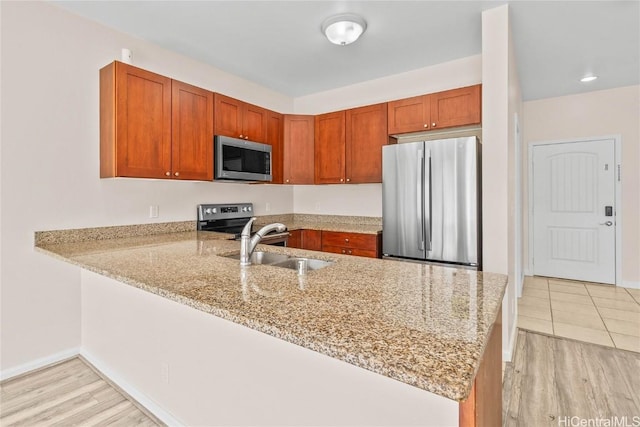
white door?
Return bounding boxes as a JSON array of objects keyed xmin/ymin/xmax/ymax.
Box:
[{"xmin": 532, "ymin": 139, "xmax": 616, "ymax": 284}]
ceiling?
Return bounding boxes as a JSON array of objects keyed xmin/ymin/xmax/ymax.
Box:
[{"xmin": 53, "ymin": 1, "xmax": 639, "ymax": 101}]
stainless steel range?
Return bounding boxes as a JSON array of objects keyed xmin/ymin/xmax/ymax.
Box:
[{"xmin": 197, "ymin": 203, "xmax": 289, "ymax": 246}]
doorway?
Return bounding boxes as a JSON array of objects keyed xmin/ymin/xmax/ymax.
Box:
[{"xmin": 529, "ymin": 137, "xmax": 621, "ymax": 285}]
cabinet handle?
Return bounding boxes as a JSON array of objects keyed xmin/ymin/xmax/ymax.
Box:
[
  {"xmin": 345, "ymin": 238, "xmax": 349, "ymax": 243},
  {"xmin": 346, "ymin": 178, "xmax": 351, "ymax": 182},
  {"xmin": 341, "ymin": 249, "xmax": 346, "ymax": 254},
  {"xmin": 174, "ymin": 172, "xmax": 180, "ymax": 177},
  {"xmin": 340, "ymin": 178, "xmax": 344, "ymax": 182},
  {"xmin": 348, "ymin": 250, "xmax": 352, "ymax": 255},
  {"xmin": 423, "ymin": 124, "xmax": 428, "ymax": 128},
  {"xmin": 239, "ymin": 134, "xmax": 244, "ymax": 138},
  {"xmin": 432, "ymin": 123, "xmax": 436, "ymax": 127},
  {"xmin": 286, "ymin": 179, "xmax": 290, "ymax": 183},
  {"xmin": 165, "ymin": 171, "xmax": 171, "ymax": 176},
  {"xmin": 245, "ymin": 136, "xmax": 249, "ymax": 140}
]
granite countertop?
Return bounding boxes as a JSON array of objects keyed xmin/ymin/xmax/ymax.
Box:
[
  {"xmin": 35, "ymin": 228, "xmax": 506, "ymax": 402},
  {"xmin": 254, "ymin": 214, "xmax": 382, "ymax": 235}
]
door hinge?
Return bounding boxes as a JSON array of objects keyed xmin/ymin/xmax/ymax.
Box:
[{"xmin": 617, "ymin": 165, "xmax": 621, "ymax": 181}]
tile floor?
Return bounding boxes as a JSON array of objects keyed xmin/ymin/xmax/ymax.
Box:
[{"xmin": 517, "ymin": 276, "xmax": 640, "ymax": 352}]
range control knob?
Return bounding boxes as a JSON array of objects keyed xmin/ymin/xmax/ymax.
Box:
[
  {"xmin": 247, "ymin": 206, "xmax": 252, "ymax": 212},
  {"xmin": 205, "ymin": 208, "xmax": 212, "ymax": 214},
  {"xmin": 212, "ymin": 208, "xmax": 217, "ymax": 214}
]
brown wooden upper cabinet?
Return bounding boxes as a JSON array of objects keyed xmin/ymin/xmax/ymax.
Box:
[
  {"xmin": 315, "ymin": 111, "xmax": 346, "ymax": 184},
  {"xmin": 266, "ymin": 110, "xmax": 284, "ymax": 184},
  {"xmin": 214, "ymin": 94, "xmax": 267, "ymax": 143},
  {"xmin": 387, "ymin": 84, "xmax": 481, "ymax": 135},
  {"xmin": 346, "ymin": 103, "xmax": 388, "ymax": 183},
  {"xmin": 100, "ymin": 61, "xmax": 213, "ymax": 180},
  {"xmin": 171, "ymin": 80, "xmax": 214, "ymax": 181},
  {"xmin": 315, "ymin": 103, "xmax": 388, "ymax": 184},
  {"xmin": 283, "ymin": 115, "xmax": 314, "ymax": 184}
]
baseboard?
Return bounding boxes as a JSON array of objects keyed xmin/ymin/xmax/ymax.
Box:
[
  {"xmin": 0, "ymin": 347, "xmax": 80, "ymax": 381},
  {"xmin": 80, "ymin": 348, "xmax": 183, "ymax": 427},
  {"xmin": 502, "ymin": 318, "xmax": 518, "ymax": 362},
  {"xmin": 621, "ymin": 280, "xmax": 640, "ymax": 290},
  {"xmin": 523, "ymin": 268, "xmax": 532, "ymax": 277}
]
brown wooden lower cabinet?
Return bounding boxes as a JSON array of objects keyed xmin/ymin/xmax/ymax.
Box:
[
  {"xmin": 321, "ymin": 231, "xmax": 380, "ymax": 259},
  {"xmin": 287, "ymin": 229, "xmax": 322, "ymax": 251},
  {"xmin": 458, "ymin": 305, "xmax": 502, "ymax": 426},
  {"xmin": 321, "ymin": 245, "xmax": 377, "ymax": 258},
  {"xmin": 287, "ymin": 229, "xmax": 380, "ymax": 258},
  {"xmin": 287, "ymin": 230, "xmax": 302, "ymax": 248}
]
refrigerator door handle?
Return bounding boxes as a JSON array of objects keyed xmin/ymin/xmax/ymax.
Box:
[
  {"xmin": 425, "ymin": 150, "xmax": 432, "ymax": 250},
  {"xmin": 417, "ymin": 149, "xmax": 425, "ymax": 251}
]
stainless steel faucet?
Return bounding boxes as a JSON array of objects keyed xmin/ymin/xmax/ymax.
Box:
[{"xmin": 239, "ymin": 218, "xmax": 287, "ymax": 266}]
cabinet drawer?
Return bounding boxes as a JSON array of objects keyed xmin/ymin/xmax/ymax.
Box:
[
  {"xmin": 321, "ymin": 245, "xmax": 378, "ymax": 259},
  {"xmin": 321, "ymin": 231, "xmax": 377, "ymax": 250}
]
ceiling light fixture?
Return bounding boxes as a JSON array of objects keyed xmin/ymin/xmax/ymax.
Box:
[
  {"xmin": 321, "ymin": 13, "xmax": 367, "ymax": 46},
  {"xmin": 580, "ymin": 75, "xmax": 598, "ymax": 83}
]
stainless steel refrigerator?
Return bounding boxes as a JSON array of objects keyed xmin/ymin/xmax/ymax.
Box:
[{"xmin": 382, "ymin": 137, "xmax": 481, "ymax": 268}]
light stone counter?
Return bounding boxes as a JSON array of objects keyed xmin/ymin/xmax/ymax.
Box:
[
  {"xmin": 35, "ymin": 228, "xmax": 506, "ymax": 403},
  {"xmin": 255, "ymin": 213, "xmax": 382, "ymax": 235}
]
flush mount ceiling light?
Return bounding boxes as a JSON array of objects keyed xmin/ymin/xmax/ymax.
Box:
[
  {"xmin": 321, "ymin": 13, "xmax": 367, "ymax": 46},
  {"xmin": 580, "ymin": 75, "xmax": 598, "ymax": 82}
]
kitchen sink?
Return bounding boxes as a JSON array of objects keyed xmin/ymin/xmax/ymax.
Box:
[
  {"xmin": 224, "ymin": 251, "xmax": 333, "ymax": 271},
  {"xmin": 225, "ymin": 251, "xmax": 290, "ymax": 265},
  {"xmin": 271, "ymin": 258, "xmax": 333, "ymax": 271}
]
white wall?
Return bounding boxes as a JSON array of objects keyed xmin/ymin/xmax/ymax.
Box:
[
  {"xmin": 293, "ymin": 184, "xmax": 382, "ymax": 216},
  {"xmin": 481, "ymin": 5, "xmax": 521, "ymax": 361},
  {"xmin": 523, "ymin": 85, "xmax": 640, "ymax": 286},
  {"xmin": 0, "ymin": 1, "xmax": 294, "ymax": 371},
  {"xmin": 82, "ymin": 270, "xmax": 459, "ymax": 426},
  {"xmin": 292, "ymin": 55, "xmax": 482, "ymax": 216}
]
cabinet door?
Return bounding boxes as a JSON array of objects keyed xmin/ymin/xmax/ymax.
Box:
[
  {"xmin": 287, "ymin": 230, "xmax": 302, "ymax": 248},
  {"xmin": 302, "ymin": 230, "xmax": 322, "ymax": 251},
  {"xmin": 387, "ymin": 95, "xmax": 430, "ymax": 134},
  {"xmin": 266, "ymin": 110, "xmax": 284, "ymax": 184},
  {"xmin": 346, "ymin": 103, "xmax": 388, "ymax": 183},
  {"xmin": 321, "ymin": 245, "xmax": 378, "ymax": 258},
  {"xmin": 322, "ymin": 231, "xmax": 378, "ymax": 249},
  {"xmin": 243, "ymin": 103, "xmax": 268, "ymax": 143},
  {"xmin": 171, "ymin": 80, "xmax": 214, "ymax": 181},
  {"xmin": 430, "ymin": 85, "xmax": 481, "ymax": 130},
  {"xmin": 214, "ymin": 94, "xmax": 243, "ymax": 139},
  {"xmin": 110, "ymin": 62, "xmax": 172, "ymax": 178},
  {"xmin": 283, "ymin": 115, "xmax": 314, "ymax": 184},
  {"xmin": 314, "ymin": 111, "xmax": 346, "ymax": 184}
]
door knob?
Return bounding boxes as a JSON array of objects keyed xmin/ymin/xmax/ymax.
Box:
[{"xmin": 599, "ymin": 221, "xmax": 613, "ymax": 226}]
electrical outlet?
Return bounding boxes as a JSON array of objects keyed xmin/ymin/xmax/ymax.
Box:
[
  {"xmin": 160, "ymin": 362, "xmax": 170, "ymax": 384},
  {"xmin": 149, "ymin": 205, "xmax": 159, "ymax": 218},
  {"xmin": 266, "ymin": 202, "xmax": 271, "ymax": 212}
]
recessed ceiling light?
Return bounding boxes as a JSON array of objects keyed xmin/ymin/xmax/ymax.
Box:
[
  {"xmin": 321, "ymin": 14, "xmax": 367, "ymax": 46},
  {"xmin": 580, "ymin": 75, "xmax": 598, "ymax": 83}
]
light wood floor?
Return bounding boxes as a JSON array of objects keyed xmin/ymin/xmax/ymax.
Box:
[
  {"xmin": 0, "ymin": 357, "xmax": 164, "ymax": 426},
  {"xmin": 503, "ymin": 330, "xmax": 640, "ymax": 426},
  {"xmin": 4, "ymin": 337, "xmax": 639, "ymax": 427}
]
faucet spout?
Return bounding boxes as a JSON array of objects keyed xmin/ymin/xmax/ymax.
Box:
[{"xmin": 239, "ymin": 218, "xmax": 287, "ymax": 266}]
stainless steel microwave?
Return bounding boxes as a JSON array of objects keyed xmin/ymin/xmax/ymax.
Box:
[{"xmin": 214, "ymin": 135, "xmax": 272, "ymax": 182}]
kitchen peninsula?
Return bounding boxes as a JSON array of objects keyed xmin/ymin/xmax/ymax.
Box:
[{"xmin": 35, "ymin": 223, "xmax": 506, "ymax": 426}]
